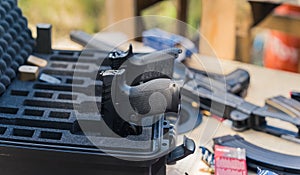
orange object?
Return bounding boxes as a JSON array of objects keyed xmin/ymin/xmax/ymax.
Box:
[{"xmin": 263, "ymin": 4, "xmax": 300, "ymax": 73}]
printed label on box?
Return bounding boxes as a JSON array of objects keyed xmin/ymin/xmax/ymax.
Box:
[{"xmin": 214, "ymin": 145, "xmax": 247, "ymax": 175}]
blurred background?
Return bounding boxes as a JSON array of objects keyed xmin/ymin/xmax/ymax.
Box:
[
  {"xmin": 18, "ymin": 0, "xmax": 300, "ymax": 73},
  {"xmin": 18, "ymin": 0, "xmax": 201, "ymax": 39}
]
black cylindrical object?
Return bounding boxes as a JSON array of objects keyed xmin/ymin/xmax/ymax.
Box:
[{"xmin": 36, "ymin": 23, "xmax": 52, "ymax": 54}]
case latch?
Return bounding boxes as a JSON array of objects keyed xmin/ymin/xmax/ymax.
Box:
[{"xmin": 167, "ymin": 136, "xmax": 195, "ymax": 165}]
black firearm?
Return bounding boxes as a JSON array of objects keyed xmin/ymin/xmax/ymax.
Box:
[
  {"xmin": 100, "ymin": 47, "xmax": 252, "ymax": 136},
  {"xmin": 185, "ymin": 73, "xmax": 300, "ymax": 143},
  {"xmin": 99, "ymin": 47, "xmax": 182, "ymax": 137},
  {"xmin": 291, "ymin": 91, "xmax": 300, "ymax": 102},
  {"xmin": 70, "ymin": 30, "xmax": 252, "ymax": 135}
]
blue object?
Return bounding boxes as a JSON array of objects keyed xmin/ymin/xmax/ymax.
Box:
[
  {"xmin": 257, "ymin": 167, "xmax": 278, "ymax": 175},
  {"xmin": 142, "ymin": 28, "xmax": 198, "ymax": 61}
]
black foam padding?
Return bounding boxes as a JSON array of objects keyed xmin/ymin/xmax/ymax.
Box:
[
  {"xmin": 0, "ymin": 75, "xmax": 10, "ymax": 86},
  {"xmin": 0, "ymin": 26, "xmax": 4, "ymax": 36},
  {"xmin": 10, "ymin": 9, "xmax": 19, "ymax": 19},
  {"xmin": 15, "ymin": 7, "xmax": 22, "ymax": 16},
  {"xmin": 20, "ymin": 50, "xmax": 29, "ymax": 59},
  {"xmin": 18, "ymin": 17, "xmax": 27, "ymax": 29},
  {"xmin": 9, "ymin": 29, "xmax": 18, "ymax": 39},
  {"xmin": 16, "ymin": 37, "xmax": 25, "ymax": 45},
  {"xmin": 0, "ymin": 59, "xmax": 6, "ymax": 71},
  {"xmin": 24, "ymin": 44, "xmax": 33, "ymax": 53},
  {"xmin": 0, "ymin": 47, "xmax": 3, "ymax": 57},
  {"xmin": 15, "ymin": 55, "xmax": 24, "ymax": 65},
  {"xmin": 10, "ymin": 62, "xmax": 19, "ymax": 71},
  {"xmin": 0, "ymin": 21, "xmax": 9, "ymax": 31},
  {"xmin": 13, "ymin": 23, "xmax": 22, "ymax": 33},
  {"xmin": 3, "ymin": 33, "xmax": 13, "ymax": 44},
  {"xmin": 0, "ymin": 8, "xmax": 5, "ymax": 17},
  {"xmin": 0, "ymin": 39, "xmax": 8, "ymax": 51},
  {"xmin": 1, "ymin": 1, "xmax": 11, "ymax": 12},
  {"xmin": 0, "ymin": 0, "xmax": 35, "ymax": 95},
  {"xmin": 7, "ymin": 0, "xmax": 16, "ymax": 9},
  {"xmin": 7, "ymin": 47, "xmax": 16, "ymax": 58},
  {"xmin": 3, "ymin": 53, "xmax": 12, "ymax": 66},
  {"xmin": 12, "ymin": 42, "xmax": 21, "ymax": 52},
  {"xmin": 0, "ymin": 82, "xmax": 5, "ymax": 94},
  {"xmin": 5, "ymin": 15, "xmax": 14, "ymax": 25},
  {"xmin": 5, "ymin": 68, "xmax": 15, "ymax": 79},
  {"xmin": 214, "ymin": 135, "xmax": 300, "ymax": 175}
]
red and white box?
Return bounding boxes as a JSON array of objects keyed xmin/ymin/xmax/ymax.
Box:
[{"xmin": 214, "ymin": 145, "xmax": 247, "ymax": 175}]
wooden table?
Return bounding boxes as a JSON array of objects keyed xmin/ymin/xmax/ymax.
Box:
[{"xmin": 167, "ymin": 54, "xmax": 300, "ymax": 175}]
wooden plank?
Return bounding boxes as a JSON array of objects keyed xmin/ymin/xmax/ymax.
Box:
[
  {"xmin": 104, "ymin": 0, "xmax": 136, "ymax": 39},
  {"xmin": 200, "ymin": 0, "xmax": 237, "ymax": 60}
]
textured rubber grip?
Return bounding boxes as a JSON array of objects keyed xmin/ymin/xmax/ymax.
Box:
[{"xmin": 129, "ymin": 78, "xmax": 180, "ymax": 115}]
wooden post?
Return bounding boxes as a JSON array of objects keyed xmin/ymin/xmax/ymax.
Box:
[
  {"xmin": 236, "ymin": 0, "xmax": 253, "ymax": 63},
  {"xmin": 105, "ymin": 0, "xmax": 136, "ymax": 39},
  {"xmin": 200, "ymin": 0, "xmax": 237, "ymax": 60},
  {"xmin": 176, "ymin": 0, "xmax": 189, "ymax": 36}
]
